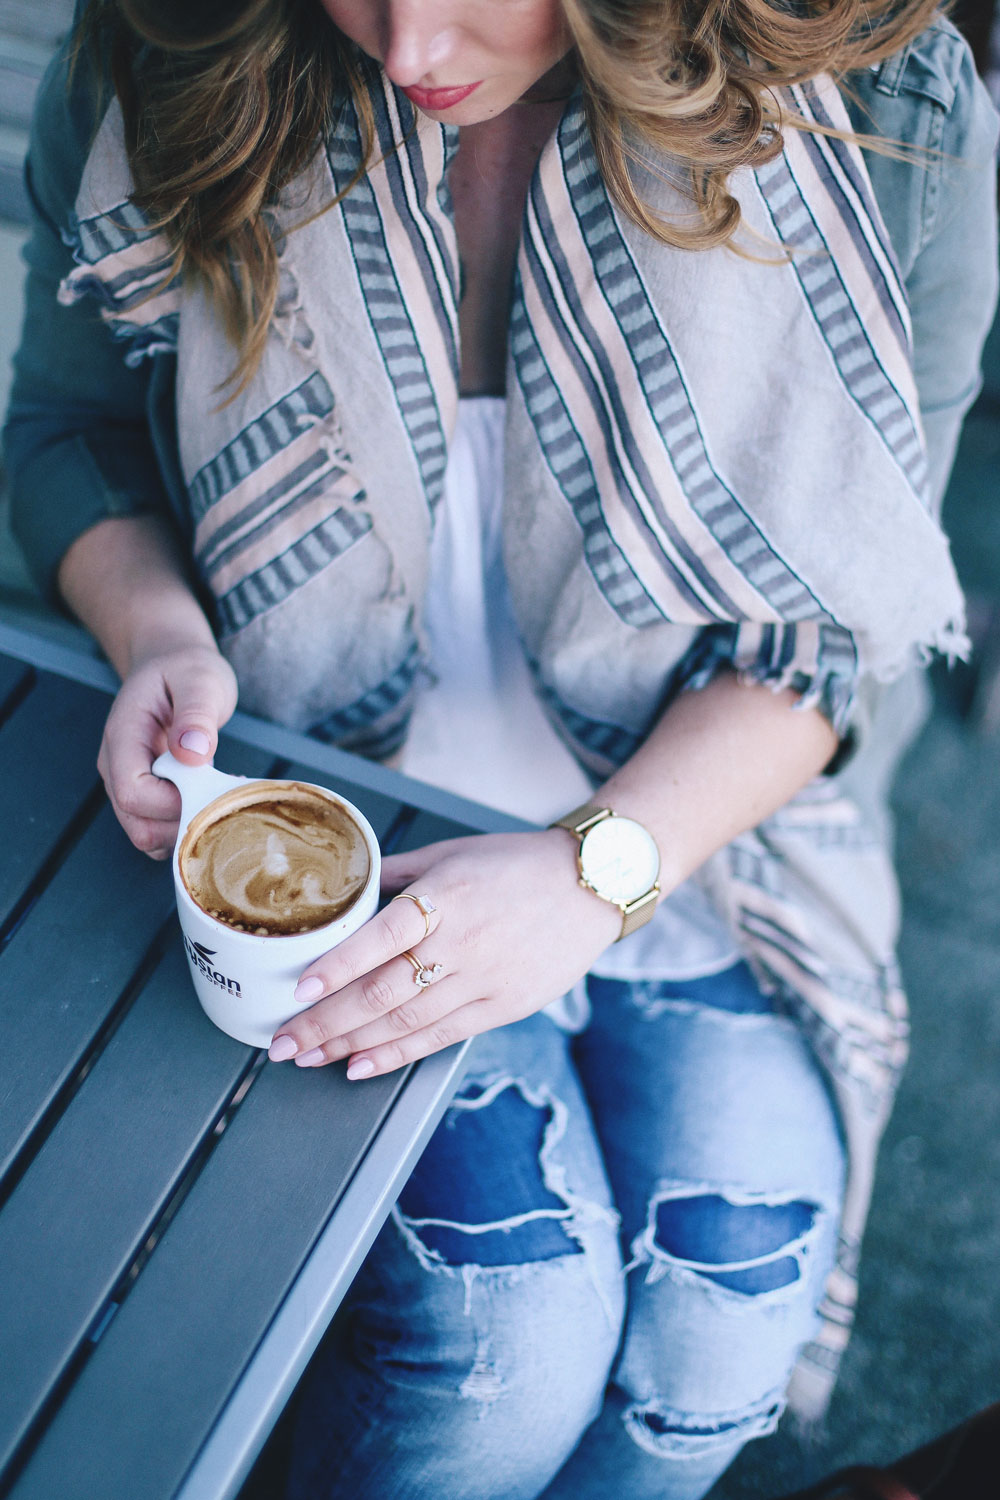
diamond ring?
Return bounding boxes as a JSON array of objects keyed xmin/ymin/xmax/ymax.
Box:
[
  {"xmin": 391, "ymin": 892, "xmax": 438, "ymax": 942},
  {"xmin": 402, "ymin": 949, "xmax": 444, "ymax": 990}
]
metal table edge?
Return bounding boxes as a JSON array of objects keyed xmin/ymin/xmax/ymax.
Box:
[
  {"xmin": 172, "ymin": 1040, "xmax": 472, "ymax": 1500},
  {"xmin": 0, "ymin": 617, "xmax": 532, "ymax": 832}
]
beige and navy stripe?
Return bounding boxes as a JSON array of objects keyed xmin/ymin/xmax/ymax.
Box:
[
  {"xmin": 187, "ymin": 370, "xmax": 372, "ymax": 636},
  {"xmin": 188, "ymin": 373, "xmax": 336, "ymax": 525},
  {"xmin": 307, "ymin": 638, "xmax": 422, "ymax": 759},
  {"xmin": 325, "ymin": 73, "xmax": 458, "ymax": 516},
  {"xmin": 756, "ymin": 85, "xmax": 927, "ymax": 498},
  {"xmin": 61, "ymin": 107, "xmax": 182, "ymax": 366},
  {"xmin": 797, "ymin": 78, "xmax": 912, "ymax": 356},
  {"xmin": 517, "ymin": 101, "xmax": 862, "ymax": 646},
  {"xmin": 531, "ymin": 667, "xmax": 644, "ymax": 769}
]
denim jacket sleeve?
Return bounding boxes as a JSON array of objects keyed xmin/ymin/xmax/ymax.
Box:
[
  {"xmin": 845, "ymin": 14, "xmax": 1000, "ymax": 512},
  {"xmin": 2, "ymin": 30, "xmax": 181, "ymax": 603},
  {"xmin": 3, "ymin": 14, "xmax": 998, "ymax": 602}
]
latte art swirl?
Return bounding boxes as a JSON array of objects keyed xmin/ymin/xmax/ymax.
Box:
[{"xmin": 180, "ymin": 785, "xmax": 371, "ymax": 936}]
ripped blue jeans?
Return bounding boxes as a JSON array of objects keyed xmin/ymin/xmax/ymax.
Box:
[{"xmin": 286, "ymin": 964, "xmax": 845, "ymax": 1500}]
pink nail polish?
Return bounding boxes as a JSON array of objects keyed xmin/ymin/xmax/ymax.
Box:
[
  {"xmin": 294, "ymin": 976, "xmax": 325, "ymax": 1004},
  {"xmin": 268, "ymin": 1035, "xmax": 297, "ymax": 1062},
  {"xmin": 179, "ymin": 729, "xmax": 211, "ymax": 754},
  {"xmin": 347, "ymin": 1058, "xmax": 375, "ymax": 1080},
  {"xmin": 295, "ymin": 1048, "xmax": 327, "ymax": 1067}
]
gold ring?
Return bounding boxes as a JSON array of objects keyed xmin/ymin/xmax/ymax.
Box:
[
  {"xmin": 391, "ymin": 892, "xmax": 438, "ymax": 942},
  {"xmin": 402, "ymin": 949, "xmax": 443, "ymax": 990}
]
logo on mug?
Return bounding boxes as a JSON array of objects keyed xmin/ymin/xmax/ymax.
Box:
[{"xmin": 184, "ymin": 936, "xmax": 242, "ymax": 995}]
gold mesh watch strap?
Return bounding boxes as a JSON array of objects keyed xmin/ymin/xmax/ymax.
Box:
[
  {"xmin": 551, "ymin": 803, "xmax": 608, "ymax": 836},
  {"xmin": 618, "ymin": 887, "xmax": 660, "ymax": 940}
]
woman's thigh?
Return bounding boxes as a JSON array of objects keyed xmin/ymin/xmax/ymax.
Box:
[
  {"xmin": 561, "ymin": 964, "xmax": 846, "ymax": 1492},
  {"xmin": 286, "ymin": 1012, "xmax": 626, "ymax": 1500}
]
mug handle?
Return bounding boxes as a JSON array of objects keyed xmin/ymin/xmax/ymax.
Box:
[{"xmin": 151, "ymin": 751, "xmax": 247, "ymax": 830}]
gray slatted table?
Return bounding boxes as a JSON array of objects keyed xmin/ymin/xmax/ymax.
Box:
[{"xmin": 0, "ymin": 617, "xmax": 526, "ymax": 1500}]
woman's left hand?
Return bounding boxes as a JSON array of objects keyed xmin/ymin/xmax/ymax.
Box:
[{"xmin": 267, "ymin": 831, "xmax": 622, "ymax": 1077}]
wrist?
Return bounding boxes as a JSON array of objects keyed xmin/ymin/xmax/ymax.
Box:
[
  {"xmin": 57, "ymin": 515, "xmax": 218, "ymax": 680},
  {"xmin": 125, "ymin": 624, "xmax": 222, "ymax": 679}
]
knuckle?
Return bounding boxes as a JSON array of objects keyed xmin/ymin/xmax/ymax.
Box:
[
  {"xmin": 130, "ymin": 822, "xmax": 164, "ymax": 855},
  {"xmin": 455, "ymin": 919, "xmax": 485, "ymax": 954},
  {"xmin": 293, "ymin": 1012, "xmax": 332, "ymax": 1052},
  {"xmin": 116, "ymin": 783, "xmax": 148, "ymax": 819},
  {"xmin": 323, "ymin": 954, "xmax": 352, "ymax": 992},
  {"xmin": 380, "ymin": 912, "xmax": 410, "ymax": 952},
  {"xmin": 379, "ymin": 1041, "xmax": 407, "ymax": 1072},
  {"xmin": 360, "ymin": 975, "xmax": 395, "ymax": 1017},
  {"xmin": 429, "ymin": 1020, "xmax": 456, "ymax": 1052},
  {"xmin": 388, "ymin": 1000, "xmax": 420, "ymax": 1034}
]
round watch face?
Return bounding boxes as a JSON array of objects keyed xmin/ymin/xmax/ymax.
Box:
[{"xmin": 578, "ymin": 816, "xmax": 660, "ymax": 905}]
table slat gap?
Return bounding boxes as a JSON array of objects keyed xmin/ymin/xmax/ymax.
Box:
[
  {"xmin": 0, "ymin": 914, "xmax": 178, "ymax": 1207},
  {"xmin": 0, "ymin": 661, "xmax": 34, "ymax": 731},
  {"xmin": 0, "ymin": 780, "xmax": 106, "ymax": 956},
  {"xmin": 0, "ymin": 1334, "xmax": 92, "ymax": 1500},
  {"xmin": 0, "ymin": 1025, "xmax": 257, "ymax": 1500},
  {"xmin": 0, "ymin": 946, "xmax": 257, "ymax": 1478},
  {"xmin": 374, "ymin": 800, "xmax": 419, "ymax": 854},
  {"xmin": 0, "ymin": 675, "xmax": 114, "ymax": 926},
  {"xmin": 56, "ymin": 1057, "xmax": 270, "ymax": 1377},
  {"xmin": 113, "ymin": 1053, "xmax": 271, "ymax": 1299}
]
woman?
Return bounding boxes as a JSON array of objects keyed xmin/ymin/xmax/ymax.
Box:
[{"xmin": 5, "ymin": 1, "xmax": 998, "ymax": 1496}]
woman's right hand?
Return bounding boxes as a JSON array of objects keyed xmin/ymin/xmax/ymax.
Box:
[{"xmin": 97, "ymin": 643, "xmax": 238, "ymax": 859}]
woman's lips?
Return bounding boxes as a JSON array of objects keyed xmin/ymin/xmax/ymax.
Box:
[{"xmin": 401, "ymin": 81, "xmax": 483, "ymax": 111}]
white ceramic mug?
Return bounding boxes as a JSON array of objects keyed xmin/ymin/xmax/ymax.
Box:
[{"xmin": 153, "ymin": 752, "xmax": 381, "ymax": 1047}]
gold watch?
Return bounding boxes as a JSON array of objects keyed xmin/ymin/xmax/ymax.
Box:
[{"xmin": 551, "ymin": 803, "xmax": 661, "ymax": 941}]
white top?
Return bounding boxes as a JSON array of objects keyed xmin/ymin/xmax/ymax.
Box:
[{"xmin": 399, "ymin": 398, "xmax": 739, "ymax": 1021}]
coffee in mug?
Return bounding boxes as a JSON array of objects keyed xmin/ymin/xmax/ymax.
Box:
[
  {"xmin": 154, "ymin": 754, "xmax": 381, "ymax": 1047},
  {"xmin": 179, "ymin": 782, "xmax": 372, "ymax": 937}
]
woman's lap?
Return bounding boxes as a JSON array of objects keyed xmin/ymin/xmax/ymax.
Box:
[
  {"xmin": 286, "ymin": 965, "xmax": 845, "ymax": 1500},
  {"xmin": 286, "ymin": 1013, "xmax": 625, "ymax": 1500}
]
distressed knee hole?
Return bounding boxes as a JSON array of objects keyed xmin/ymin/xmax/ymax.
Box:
[
  {"xmin": 652, "ymin": 1193, "xmax": 816, "ymax": 1293},
  {"xmin": 641, "ymin": 1409, "xmax": 739, "ymax": 1438},
  {"xmin": 625, "ymin": 1392, "xmax": 784, "ymax": 1458},
  {"xmin": 396, "ymin": 1078, "xmax": 583, "ymax": 1267}
]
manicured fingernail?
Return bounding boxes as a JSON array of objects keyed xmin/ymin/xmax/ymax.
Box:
[
  {"xmin": 346, "ymin": 1058, "xmax": 375, "ymax": 1080},
  {"xmin": 294, "ymin": 976, "xmax": 325, "ymax": 1004},
  {"xmin": 295, "ymin": 1047, "xmax": 327, "ymax": 1067},
  {"xmin": 180, "ymin": 729, "xmax": 211, "ymax": 754},
  {"xmin": 268, "ymin": 1034, "xmax": 298, "ymax": 1062}
]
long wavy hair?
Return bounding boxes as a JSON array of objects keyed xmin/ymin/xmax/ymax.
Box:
[{"xmin": 80, "ymin": 0, "xmax": 943, "ymax": 389}]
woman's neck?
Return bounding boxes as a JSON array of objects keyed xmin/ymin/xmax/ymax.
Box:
[{"xmin": 452, "ymin": 96, "xmax": 569, "ymax": 396}]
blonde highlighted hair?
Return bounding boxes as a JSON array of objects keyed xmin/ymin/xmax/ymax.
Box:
[{"xmin": 82, "ymin": 0, "xmax": 943, "ymax": 388}]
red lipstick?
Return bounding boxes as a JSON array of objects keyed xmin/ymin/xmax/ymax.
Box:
[{"xmin": 401, "ymin": 80, "xmax": 482, "ymax": 111}]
